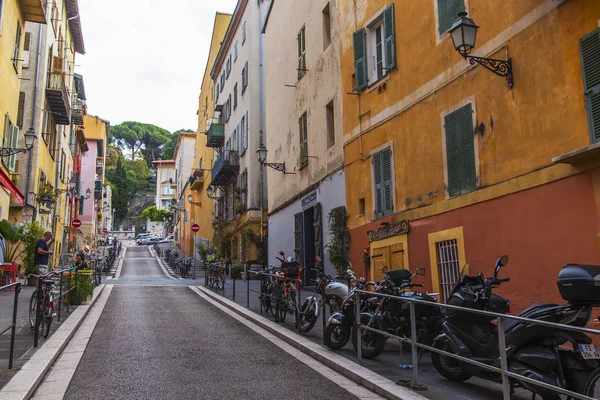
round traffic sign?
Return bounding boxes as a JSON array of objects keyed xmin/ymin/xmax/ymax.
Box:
[
  {"xmin": 169, "ymin": 228, "xmax": 173, "ymax": 234},
  {"xmin": 71, "ymin": 218, "xmax": 82, "ymax": 228},
  {"xmin": 191, "ymin": 224, "xmax": 200, "ymax": 232},
  {"xmin": 103, "ymin": 228, "xmax": 108, "ymax": 233}
]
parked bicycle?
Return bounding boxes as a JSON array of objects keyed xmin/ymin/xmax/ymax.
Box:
[{"xmin": 28, "ymin": 272, "xmax": 60, "ymax": 338}]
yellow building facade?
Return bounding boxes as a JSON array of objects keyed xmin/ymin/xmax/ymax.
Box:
[
  {"xmin": 190, "ymin": 12, "xmax": 232, "ymax": 249},
  {"xmin": 339, "ymin": 0, "xmax": 600, "ymax": 309},
  {"xmin": 0, "ymin": 0, "xmax": 46, "ymax": 219}
]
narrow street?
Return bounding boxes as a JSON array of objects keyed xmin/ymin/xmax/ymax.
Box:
[{"xmin": 35, "ymin": 245, "xmax": 374, "ymax": 399}]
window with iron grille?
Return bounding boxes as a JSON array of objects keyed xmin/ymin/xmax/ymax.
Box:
[
  {"xmin": 372, "ymin": 147, "xmax": 393, "ymax": 217},
  {"xmin": 436, "ymin": 239, "xmax": 461, "ymax": 302},
  {"xmin": 299, "ymin": 112, "xmax": 308, "ymax": 167}
]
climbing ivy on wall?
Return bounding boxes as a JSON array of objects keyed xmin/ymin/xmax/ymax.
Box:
[{"xmin": 325, "ymin": 206, "xmax": 349, "ymax": 274}]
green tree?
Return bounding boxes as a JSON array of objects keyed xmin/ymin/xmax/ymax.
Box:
[
  {"xmin": 124, "ymin": 159, "xmax": 151, "ymax": 190},
  {"xmin": 106, "ymin": 158, "xmax": 137, "ymax": 221},
  {"xmin": 136, "ymin": 205, "xmax": 173, "ymax": 221},
  {"xmin": 111, "ymin": 121, "xmax": 171, "ymax": 162}
]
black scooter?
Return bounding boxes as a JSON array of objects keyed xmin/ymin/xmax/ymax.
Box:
[{"xmin": 432, "ymin": 256, "xmax": 600, "ymax": 400}]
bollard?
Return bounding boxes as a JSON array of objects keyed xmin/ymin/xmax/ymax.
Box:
[
  {"xmin": 33, "ymin": 277, "xmax": 42, "ymax": 348},
  {"xmin": 497, "ymin": 317, "xmax": 510, "ymax": 400},
  {"xmin": 245, "ymin": 264, "xmax": 249, "ymax": 308},
  {"xmin": 322, "ymin": 293, "xmax": 327, "ymax": 345},
  {"xmin": 8, "ymin": 283, "xmax": 20, "ymax": 369},
  {"xmin": 233, "ymin": 272, "xmax": 236, "ymax": 302},
  {"xmin": 296, "ymin": 283, "xmax": 301, "ymax": 333},
  {"xmin": 355, "ymin": 289, "xmax": 361, "ymax": 361},
  {"xmin": 409, "ymin": 302, "xmax": 419, "ymax": 385},
  {"xmin": 58, "ymin": 272, "xmax": 64, "ymax": 322}
]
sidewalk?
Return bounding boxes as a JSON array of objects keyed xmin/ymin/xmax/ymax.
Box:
[
  {"xmin": 0, "ymin": 280, "xmax": 79, "ymax": 390},
  {"xmin": 194, "ymin": 273, "xmax": 532, "ymax": 400}
]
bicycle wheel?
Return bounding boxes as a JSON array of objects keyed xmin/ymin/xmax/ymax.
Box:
[
  {"xmin": 290, "ymin": 290, "xmax": 298, "ymax": 328},
  {"xmin": 216, "ymin": 273, "xmax": 224, "ymax": 290},
  {"xmin": 29, "ymin": 291, "xmax": 38, "ymax": 328},
  {"xmin": 41, "ymin": 296, "xmax": 52, "ymax": 338}
]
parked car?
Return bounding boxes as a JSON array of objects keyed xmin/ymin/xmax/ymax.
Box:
[
  {"xmin": 145, "ymin": 237, "xmax": 163, "ymax": 245},
  {"xmin": 159, "ymin": 235, "xmax": 173, "ymax": 243}
]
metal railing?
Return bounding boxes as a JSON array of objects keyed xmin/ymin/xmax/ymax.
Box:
[
  {"xmin": 352, "ymin": 289, "xmax": 599, "ymax": 400},
  {"xmin": 0, "ymin": 281, "xmax": 21, "ymax": 369}
]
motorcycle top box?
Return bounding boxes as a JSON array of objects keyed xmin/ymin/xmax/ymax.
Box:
[
  {"xmin": 386, "ymin": 268, "xmax": 412, "ymax": 286},
  {"xmin": 557, "ymin": 264, "xmax": 600, "ymax": 304}
]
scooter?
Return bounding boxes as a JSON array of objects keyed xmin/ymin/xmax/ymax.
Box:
[{"xmin": 432, "ymin": 256, "xmax": 600, "ymax": 400}]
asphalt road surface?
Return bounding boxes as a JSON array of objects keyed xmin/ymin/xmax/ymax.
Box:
[{"xmin": 62, "ymin": 246, "xmax": 363, "ymax": 399}]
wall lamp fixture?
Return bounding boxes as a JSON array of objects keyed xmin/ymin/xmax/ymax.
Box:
[
  {"xmin": 450, "ymin": 12, "xmax": 514, "ymax": 88},
  {"xmin": 256, "ymin": 145, "xmax": 295, "ymax": 174},
  {"xmin": 187, "ymin": 194, "xmax": 201, "ymax": 206},
  {"xmin": 0, "ymin": 130, "xmax": 36, "ymax": 157}
]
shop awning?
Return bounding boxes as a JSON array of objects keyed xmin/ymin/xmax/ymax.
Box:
[{"xmin": 0, "ymin": 166, "xmax": 24, "ymax": 205}]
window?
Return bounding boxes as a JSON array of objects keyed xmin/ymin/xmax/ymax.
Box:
[
  {"xmin": 358, "ymin": 198, "xmax": 365, "ymax": 216},
  {"xmin": 42, "ymin": 100, "xmax": 58, "ymax": 159},
  {"xmin": 233, "ymin": 83, "xmax": 238, "ymax": 109},
  {"xmin": 242, "ymin": 61, "xmax": 248, "ymax": 93},
  {"xmin": 227, "ymin": 55, "xmax": 232, "ymax": 78},
  {"xmin": 352, "ymin": 4, "xmax": 395, "ymax": 90},
  {"xmin": 239, "ymin": 169, "xmax": 248, "ymax": 208},
  {"xmin": 436, "ymin": 239, "xmax": 460, "ymax": 302},
  {"xmin": 17, "ymin": 92, "xmax": 25, "ymax": 128},
  {"xmin": 60, "ymin": 150, "xmax": 66, "ymax": 182},
  {"xmin": 2, "ymin": 114, "xmax": 18, "ymax": 172},
  {"xmin": 322, "ymin": 3, "xmax": 331, "ymax": 50},
  {"xmin": 0, "ymin": 0, "xmax": 4, "ymax": 34},
  {"xmin": 242, "ymin": 20, "xmax": 247, "ymax": 43},
  {"xmin": 326, "ymin": 100, "xmax": 335, "ymax": 149},
  {"xmin": 220, "ymin": 73, "xmax": 225, "ymax": 91},
  {"xmin": 234, "ymin": 40, "xmax": 238, "ymax": 60},
  {"xmin": 215, "ymin": 83, "xmax": 220, "ymax": 103},
  {"xmin": 298, "ymin": 26, "xmax": 306, "ymax": 80},
  {"xmin": 226, "ymin": 95, "xmax": 232, "ymax": 122},
  {"xmin": 23, "ymin": 32, "xmax": 31, "ymax": 68},
  {"xmin": 163, "ymin": 185, "xmax": 172, "ymax": 195},
  {"xmin": 242, "ymin": 111, "xmax": 248, "ymax": 153},
  {"xmin": 580, "ymin": 28, "xmax": 600, "ymax": 143},
  {"xmin": 437, "ymin": 0, "xmax": 465, "ymax": 36},
  {"xmin": 13, "ymin": 22, "xmax": 21, "ymax": 70},
  {"xmin": 165, "ymin": 170, "xmax": 172, "ymax": 180},
  {"xmin": 444, "ymin": 103, "xmax": 476, "ymax": 197},
  {"xmin": 231, "ymin": 128, "xmax": 237, "ymax": 152},
  {"xmin": 372, "ymin": 147, "xmax": 393, "ymax": 217},
  {"xmin": 299, "ymin": 112, "xmax": 308, "ymax": 166}
]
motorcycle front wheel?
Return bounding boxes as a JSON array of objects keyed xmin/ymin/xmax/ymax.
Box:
[
  {"xmin": 431, "ymin": 339, "xmax": 472, "ymax": 382},
  {"xmin": 299, "ymin": 299, "xmax": 317, "ymax": 333},
  {"xmin": 324, "ymin": 323, "xmax": 351, "ymax": 350},
  {"xmin": 583, "ymin": 367, "xmax": 600, "ymax": 399},
  {"xmin": 351, "ymin": 315, "xmax": 386, "ymax": 359}
]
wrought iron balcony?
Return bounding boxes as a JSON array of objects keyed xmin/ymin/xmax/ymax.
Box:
[
  {"xmin": 46, "ymin": 72, "xmax": 71, "ymax": 125},
  {"xmin": 206, "ymin": 118, "xmax": 224, "ymax": 148},
  {"xmin": 72, "ymin": 98, "xmax": 86, "ymax": 125},
  {"xmin": 212, "ymin": 150, "xmax": 240, "ymax": 186},
  {"xmin": 189, "ymin": 169, "xmax": 206, "ymax": 191}
]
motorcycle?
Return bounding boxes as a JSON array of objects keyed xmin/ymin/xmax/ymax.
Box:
[
  {"xmin": 298, "ymin": 256, "xmax": 356, "ymax": 333},
  {"xmin": 432, "ymin": 256, "xmax": 600, "ymax": 400},
  {"xmin": 352, "ymin": 267, "xmax": 442, "ymax": 359}
]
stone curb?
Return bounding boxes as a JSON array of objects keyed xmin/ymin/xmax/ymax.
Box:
[
  {"xmin": 0, "ymin": 284, "xmax": 107, "ymax": 400},
  {"xmin": 148, "ymin": 247, "xmax": 179, "ymax": 280},
  {"xmin": 195, "ymin": 285, "xmax": 427, "ymax": 400}
]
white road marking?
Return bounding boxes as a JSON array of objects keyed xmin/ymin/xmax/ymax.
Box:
[
  {"xmin": 32, "ymin": 285, "xmax": 114, "ymax": 399},
  {"xmin": 113, "ymin": 247, "xmax": 127, "ymax": 279},
  {"xmin": 189, "ymin": 286, "xmax": 386, "ymax": 400}
]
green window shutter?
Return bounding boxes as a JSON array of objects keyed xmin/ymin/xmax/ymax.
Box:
[
  {"xmin": 381, "ymin": 147, "xmax": 393, "ymax": 215},
  {"xmin": 294, "ymin": 212, "xmax": 303, "ymax": 262},
  {"xmin": 79, "ymin": 196, "xmax": 84, "ymax": 214},
  {"xmin": 438, "ymin": 0, "xmax": 465, "ymax": 35},
  {"xmin": 445, "ymin": 103, "xmax": 475, "ymax": 197},
  {"xmin": 372, "ymin": 151, "xmax": 383, "ymax": 217},
  {"xmin": 383, "ymin": 4, "xmax": 396, "ymax": 71},
  {"xmin": 353, "ymin": 28, "xmax": 368, "ymax": 90},
  {"xmin": 580, "ymin": 29, "xmax": 600, "ymax": 142},
  {"xmin": 9, "ymin": 124, "xmax": 18, "ymax": 171}
]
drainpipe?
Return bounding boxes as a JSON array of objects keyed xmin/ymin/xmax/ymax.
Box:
[
  {"xmin": 26, "ymin": 24, "xmax": 44, "ymax": 222},
  {"xmin": 258, "ymin": 0, "xmax": 265, "ymax": 241}
]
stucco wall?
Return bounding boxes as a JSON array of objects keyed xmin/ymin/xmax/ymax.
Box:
[
  {"xmin": 268, "ymin": 169, "xmax": 346, "ymax": 276},
  {"xmin": 263, "ymin": 0, "xmax": 344, "ymax": 213}
]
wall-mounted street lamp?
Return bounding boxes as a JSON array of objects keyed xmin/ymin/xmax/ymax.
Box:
[
  {"xmin": 449, "ymin": 12, "xmax": 514, "ymax": 88},
  {"xmin": 0, "ymin": 130, "xmax": 36, "ymax": 157},
  {"xmin": 187, "ymin": 194, "xmax": 201, "ymax": 206},
  {"xmin": 206, "ymin": 185, "xmax": 221, "ymax": 200},
  {"xmin": 256, "ymin": 144, "xmax": 295, "ymax": 174},
  {"xmin": 83, "ymin": 188, "xmax": 92, "ymax": 199}
]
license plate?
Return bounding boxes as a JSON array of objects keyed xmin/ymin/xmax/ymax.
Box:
[{"xmin": 578, "ymin": 343, "xmax": 600, "ymax": 359}]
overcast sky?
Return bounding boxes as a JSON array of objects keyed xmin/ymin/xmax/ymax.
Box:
[{"xmin": 77, "ymin": 0, "xmax": 238, "ymax": 133}]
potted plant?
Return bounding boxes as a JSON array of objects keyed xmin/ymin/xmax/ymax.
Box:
[
  {"xmin": 232, "ymin": 263, "xmax": 243, "ymax": 279},
  {"xmin": 69, "ymin": 271, "xmax": 94, "ymax": 305},
  {"xmin": 38, "ymin": 184, "xmax": 56, "ymax": 207}
]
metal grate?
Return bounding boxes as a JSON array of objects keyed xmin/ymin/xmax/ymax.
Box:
[{"xmin": 436, "ymin": 239, "xmax": 460, "ymax": 303}]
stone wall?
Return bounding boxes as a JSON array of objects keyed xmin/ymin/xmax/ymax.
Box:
[{"xmin": 115, "ymin": 194, "xmax": 156, "ymax": 234}]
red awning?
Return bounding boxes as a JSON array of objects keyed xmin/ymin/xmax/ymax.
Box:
[{"xmin": 0, "ymin": 167, "xmax": 24, "ymax": 205}]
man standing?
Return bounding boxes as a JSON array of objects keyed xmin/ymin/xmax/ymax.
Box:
[{"xmin": 34, "ymin": 231, "xmax": 54, "ymax": 275}]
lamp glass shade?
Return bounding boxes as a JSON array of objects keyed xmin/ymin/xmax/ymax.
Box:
[
  {"xmin": 449, "ymin": 12, "xmax": 479, "ymax": 57},
  {"xmin": 187, "ymin": 194, "xmax": 192, "ymax": 202},
  {"xmin": 86, "ymin": 188, "xmax": 92, "ymax": 197},
  {"xmin": 256, "ymin": 145, "xmax": 267, "ymax": 163},
  {"xmin": 206, "ymin": 185, "xmax": 214, "ymax": 198},
  {"xmin": 24, "ymin": 130, "xmax": 36, "ymax": 148}
]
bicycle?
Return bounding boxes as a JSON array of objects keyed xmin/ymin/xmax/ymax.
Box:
[{"xmin": 28, "ymin": 272, "xmax": 59, "ymax": 339}]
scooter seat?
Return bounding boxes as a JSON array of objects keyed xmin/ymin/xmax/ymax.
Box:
[{"xmin": 504, "ymin": 303, "xmax": 559, "ymax": 332}]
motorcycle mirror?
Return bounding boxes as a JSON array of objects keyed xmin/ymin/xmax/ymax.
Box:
[
  {"xmin": 494, "ymin": 255, "xmax": 509, "ymax": 278},
  {"xmin": 499, "ymin": 255, "xmax": 509, "ymax": 267},
  {"xmin": 279, "ymin": 250, "xmax": 285, "ymax": 256},
  {"xmin": 415, "ymin": 267, "xmax": 426, "ymax": 276}
]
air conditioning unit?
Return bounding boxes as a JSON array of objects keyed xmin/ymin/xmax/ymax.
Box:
[{"xmin": 51, "ymin": 56, "xmax": 64, "ymax": 73}]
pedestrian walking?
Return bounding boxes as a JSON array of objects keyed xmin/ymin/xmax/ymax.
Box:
[
  {"xmin": 74, "ymin": 252, "xmax": 88, "ymax": 270},
  {"xmin": 34, "ymin": 231, "xmax": 54, "ymax": 275}
]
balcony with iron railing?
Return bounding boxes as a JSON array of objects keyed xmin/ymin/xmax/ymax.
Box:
[
  {"xmin": 206, "ymin": 117, "xmax": 224, "ymax": 148},
  {"xmin": 46, "ymin": 70, "xmax": 71, "ymax": 125},
  {"xmin": 189, "ymin": 169, "xmax": 206, "ymax": 191},
  {"xmin": 212, "ymin": 150, "xmax": 240, "ymax": 186},
  {"xmin": 72, "ymin": 98, "xmax": 86, "ymax": 125}
]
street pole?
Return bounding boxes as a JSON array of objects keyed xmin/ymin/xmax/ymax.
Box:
[{"xmin": 193, "ymin": 232, "xmax": 197, "ymax": 280}]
